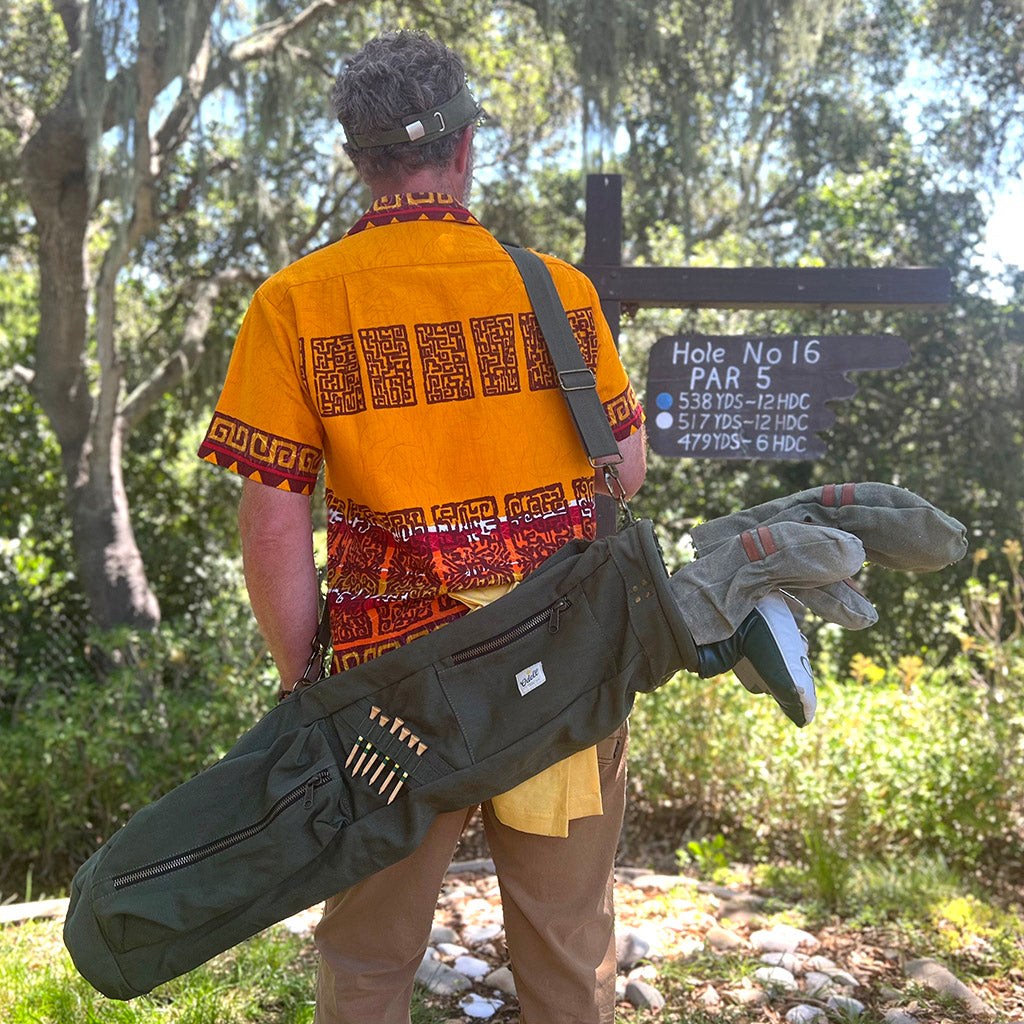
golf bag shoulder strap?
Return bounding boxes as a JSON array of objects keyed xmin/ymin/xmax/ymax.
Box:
[{"xmin": 501, "ymin": 243, "xmax": 622, "ymax": 468}]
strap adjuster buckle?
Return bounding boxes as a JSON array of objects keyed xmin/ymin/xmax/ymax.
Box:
[{"xmin": 558, "ymin": 367, "xmax": 596, "ymax": 392}]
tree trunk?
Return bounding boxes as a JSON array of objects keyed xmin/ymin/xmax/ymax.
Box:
[
  {"xmin": 67, "ymin": 420, "xmax": 161, "ymax": 632},
  {"xmin": 22, "ymin": 54, "xmax": 161, "ymax": 633}
]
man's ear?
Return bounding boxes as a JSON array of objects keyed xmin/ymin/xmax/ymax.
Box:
[{"xmin": 452, "ymin": 127, "xmax": 473, "ymax": 175}]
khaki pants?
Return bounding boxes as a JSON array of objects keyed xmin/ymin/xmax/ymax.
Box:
[{"xmin": 314, "ymin": 722, "xmax": 628, "ymax": 1024}]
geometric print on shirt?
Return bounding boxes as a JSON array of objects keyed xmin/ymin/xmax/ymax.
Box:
[{"xmin": 323, "ymin": 478, "xmax": 598, "ymax": 667}]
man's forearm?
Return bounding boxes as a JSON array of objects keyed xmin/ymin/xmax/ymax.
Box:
[{"xmin": 238, "ymin": 479, "xmax": 320, "ymax": 686}]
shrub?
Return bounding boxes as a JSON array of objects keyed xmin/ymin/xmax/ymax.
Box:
[
  {"xmin": 628, "ymin": 660, "xmax": 1021, "ymax": 875},
  {"xmin": 0, "ymin": 609, "xmax": 277, "ymax": 896}
]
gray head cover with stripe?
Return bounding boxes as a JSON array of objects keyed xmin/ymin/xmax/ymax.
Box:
[
  {"xmin": 665, "ymin": 482, "xmax": 968, "ymax": 725},
  {"xmin": 689, "ymin": 482, "xmax": 968, "ymax": 630}
]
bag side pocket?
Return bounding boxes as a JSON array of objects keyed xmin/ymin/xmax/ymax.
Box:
[{"xmin": 92, "ymin": 723, "xmax": 345, "ymax": 955}]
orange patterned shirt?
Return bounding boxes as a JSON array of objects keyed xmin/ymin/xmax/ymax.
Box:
[{"xmin": 199, "ymin": 193, "xmax": 643, "ymax": 668}]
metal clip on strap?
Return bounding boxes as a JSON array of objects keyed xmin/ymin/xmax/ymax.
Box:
[
  {"xmin": 558, "ymin": 368, "xmax": 597, "ymax": 392},
  {"xmin": 602, "ymin": 463, "xmax": 636, "ymax": 525}
]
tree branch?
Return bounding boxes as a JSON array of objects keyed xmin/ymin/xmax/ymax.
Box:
[
  {"xmin": 9, "ymin": 364, "xmax": 35, "ymax": 388},
  {"xmin": 0, "ymin": 93, "xmax": 38, "ymax": 152},
  {"xmin": 120, "ymin": 269, "xmax": 258, "ymax": 430},
  {"xmin": 102, "ymin": 0, "xmax": 220, "ymax": 133},
  {"xmin": 152, "ymin": 25, "xmax": 213, "ymax": 162},
  {"xmin": 226, "ymin": 0, "xmax": 355, "ymax": 64}
]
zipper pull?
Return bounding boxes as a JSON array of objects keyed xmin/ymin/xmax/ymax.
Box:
[
  {"xmin": 548, "ymin": 597, "xmax": 569, "ymax": 633},
  {"xmin": 303, "ymin": 777, "xmax": 317, "ymax": 809}
]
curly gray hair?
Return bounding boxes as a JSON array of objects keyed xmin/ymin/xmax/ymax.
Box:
[{"xmin": 332, "ymin": 31, "xmax": 470, "ymax": 181}]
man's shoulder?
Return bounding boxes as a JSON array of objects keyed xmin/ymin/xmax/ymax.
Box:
[
  {"xmin": 531, "ymin": 249, "xmax": 598, "ymax": 301},
  {"xmin": 252, "ymin": 237, "xmax": 356, "ymax": 304}
]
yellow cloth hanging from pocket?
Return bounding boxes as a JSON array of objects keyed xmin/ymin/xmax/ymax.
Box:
[{"xmin": 450, "ymin": 584, "xmax": 603, "ymax": 838}]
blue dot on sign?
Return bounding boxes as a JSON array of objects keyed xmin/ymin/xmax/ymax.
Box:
[{"xmin": 656, "ymin": 392, "xmax": 673, "ymax": 410}]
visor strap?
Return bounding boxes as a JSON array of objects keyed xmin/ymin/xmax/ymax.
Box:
[{"xmin": 343, "ymin": 82, "xmax": 482, "ymax": 151}]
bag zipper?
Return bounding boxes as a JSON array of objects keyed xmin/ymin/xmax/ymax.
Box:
[
  {"xmin": 110, "ymin": 768, "xmax": 334, "ymax": 890},
  {"xmin": 450, "ymin": 596, "xmax": 571, "ymax": 665}
]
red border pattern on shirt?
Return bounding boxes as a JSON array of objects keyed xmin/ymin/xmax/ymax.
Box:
[
  {"xmin": 606, "ymin": 383, "xmax": 644, "ymax": 441},
  {"xmin": 346, "ymin": 192, "xmax": 481, "ymax": 235},
  {"xmin": 323, "ymin": 479, "xmax": 597, "ymax": 666},
  {"xmin": 198, "ymin": 413, "xmax": 322, "ymax": 494}
]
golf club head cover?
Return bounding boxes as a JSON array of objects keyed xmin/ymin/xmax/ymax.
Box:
[
  {"xmin": 697, "ymin": 592, "xmax": 817, "ymax": 726},
  {"xmin": 691, "ymin": 482, "xmax": 968, "ymax": 572},
  {"xmin": 783, "ymin": 578, "xmax": 879, "ymax": 630},
  {"xmin": 668, "ymin": 520, "xmax": 866, "ymax": 645}
]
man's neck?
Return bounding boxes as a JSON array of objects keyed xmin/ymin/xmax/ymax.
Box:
[{"xmin": 371, "ymin": 169, "xmax": 468, "ymax": 204}]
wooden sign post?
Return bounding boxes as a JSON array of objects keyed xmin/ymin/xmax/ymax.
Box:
[{"xmin": 579, "ymin": 174, "xmax": 950, "ymax": 464}]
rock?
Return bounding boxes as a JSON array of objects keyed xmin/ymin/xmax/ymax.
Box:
[
  {"xmin": 415, "ymin": 956, "xmax": 472, "ymax": 996},
  {"xmin": 281, "ymin": 913, "xmax": 315, "ymax": 936},
  {"xmin": 447, "ymin": 858, "xmax": 495, "ymax": 875},
  {"xmin": 698, "ymin": 881, "xmax": 745, "ymax": 899},
  {"xmin": 723, "ymin": 986, "xmax": 768, "ymax": 1006},
  {"xmin": 615, "ymin": 866, "xmax": 656, "ymax": 882},
  {"xmin": 750, "ymin": 925, "xmax": 819, "ymax": 953},
  {"xmin": 698, "ymin": 984, "xmax": 722, "ymax": 1008},
  {"xmin": 883, "ymin": 1010, "xmax": 918, "ymax": 1024},
  {"xmin": 616, "ymin": 928, "xmax": 651, "ymax": 970},
  {"xmin": 753, "ymin": 966, "xmax": 798, "ymax": 993},
  {"xmin": 458, "ymin": 992, "xmax": 504, "ymax": 1018},
  {"xmin": 676, "ymin": 935, "xmax": 706, "ymax": 958},
  {"xmin": 706, "ymin": 925, "xmax": 747, "ymax": 951},
  {"xmin": 826, "ymin": 968, "xmax": 861, "ymax": 989},
  {"xmin": 625, "ymin": 978, "xmax": 666, "ymax": 1011},
  {"xmin": 461, "ymin": 897, "xmax": 494, "ymax": 918},
  {"xmin": 905, "ymin": 958, "xmax": 993, "ymax": 1016},
  {"xmin": 629, "ymin": 873, "xmax": 696, "ymax": 893},
  {"xmin": 719, "ymin": 892, "xmax": 766, "ymax": 911},
  {"xmin": 787, "ymin": 1006, "xmax": 827, "ymax": 1023},
  {"xmin": 453, "ymin": 954, "xmax": 492, "ymax": 980},
  {"xmin": 484, "ymin": 966, "xmax": 517, "ymax": 996},
  {"xmin": 804, "ymin": 971, "xmax": 834, "ymax": 997},
  {"xmin": 761, "ymin": 951, "xmax": 801, "ymax": 973},
  {"xmin": 827, "ymin": 994, "xmax": 866, "ymax": 1018},
  {"xmin": 717, "ymin": 905, "xmax": 765, "ymax": 927},
  {"xmin": 463, "ymin": 922, "xmax": 503, "ymax": 946},
  {"xmin": 430, "ymin": 924, "xmax": 458, "ymax": 945},
  {"xmin": 806, "ymin": 954, "xmax": 837, "ymax": 972},
  {"xmin": 627, "ymin": 963, "xmax": 660, "ymax": 983},
  {"xmin": 437, "ymin": 942, "xmax": 469, "ymax": 957}
]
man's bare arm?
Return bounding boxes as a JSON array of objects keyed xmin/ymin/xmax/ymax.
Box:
[
  {"xmin": 594, "ymin": 424, "xmax": 647, "ymax": 500},
  {"xmin": 238, "ymin": 478, "xmax": 320, "ymax": 686}
]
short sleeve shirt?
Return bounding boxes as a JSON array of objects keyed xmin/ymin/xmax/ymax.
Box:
[{"xmin": 199, "ymin": 193, "xmax": 643, "ymax": 668}]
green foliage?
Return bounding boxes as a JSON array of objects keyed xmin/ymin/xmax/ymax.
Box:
[
  {"xmin": 952, "ymin": 539, "xmax": 1024, "ymax": 692},
  {"xmin": 629, "ymin": 607, "xmax": 1024, "ymax": 879},
  {"xmin": 683, "ymin": 832, "xmax": 730, "ymax": 876},
  {"xmin": 0, "ymin": 610, "xmax": 277, "ymax": 895},
  {"xmin": 0, "ymin": 266, "xmax": 92, "ymax": 674},
  {"xmin": 0, "ymin": 0, "xmax": 66, "ymax": 249}
]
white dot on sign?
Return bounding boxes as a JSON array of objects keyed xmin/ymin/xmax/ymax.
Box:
[{"xmin": 655, "ymin": 412, "xmax": 674, "ymax": 430}]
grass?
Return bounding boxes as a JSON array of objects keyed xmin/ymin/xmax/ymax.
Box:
[
  {"xmin": 0, "ymin": 918, "xmax": 319, "ymax": 1024},
  {"xmin": 0, "ymin": 917, "xmax": 460, "ymax": 1024}
]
